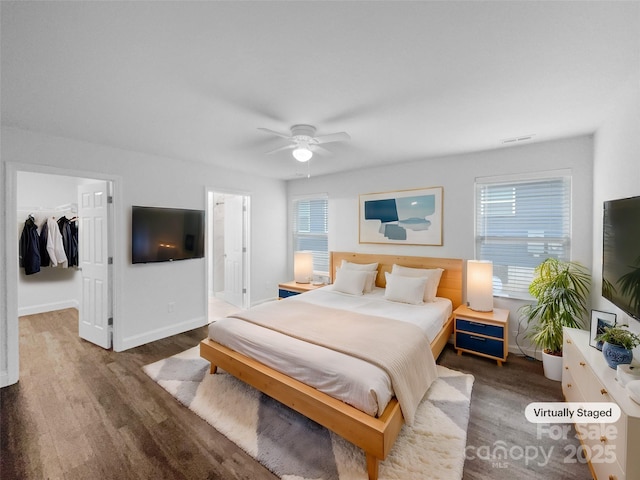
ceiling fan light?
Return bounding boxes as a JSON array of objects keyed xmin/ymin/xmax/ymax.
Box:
[{"xmin": 292, "ymin": 146, "xmax": 313, "ymax": 162}]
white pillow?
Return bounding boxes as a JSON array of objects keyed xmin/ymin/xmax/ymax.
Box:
[
  {"xmin": 391, "ymin": 264, "xmax": 444, "ymax": 302},
  {"xmin": 384, "ymin": 272, "xmax": 427, "ymax": 305},
  {"xmin": 340, "ymin": 260, "xmax": 379, "ymax": 292},
  {"xmin": 340, "ymin": 260, "xmax": 378, "ymax": 271},
  {"xmin": 332, "ymin": 268, "xmax": 369, "ymax": 295}
]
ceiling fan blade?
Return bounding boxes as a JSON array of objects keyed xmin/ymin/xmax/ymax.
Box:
[
  {"xmin": 258, "ymin": 127, "xmax": 292, "ymax": 139},
  {"xmin": 313, "ymin": 132, "xmax": 351, "ymax": 144},
  {"xmin": 265, "ymin": 144, "xmax": 295, "ymax": 155},
  {"xmin": 310, "ymin": 144, "xmax": 332, "ymax": 156}
]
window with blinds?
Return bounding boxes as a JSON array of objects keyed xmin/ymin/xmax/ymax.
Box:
[
  {"xmin": 475, "ymin": 173, "xmax": 571, "ymax": 298},
  {"xmin": 293, "ymin": 196, "xmax": 329, "ymax": 274}
]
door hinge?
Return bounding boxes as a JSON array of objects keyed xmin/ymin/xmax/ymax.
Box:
[
  {"xmin": 107, "ymin": 196, "xmax": 113, "ymax": 204},
  {"xmin": 108, "ymin": 317, "xmax": 113, "ymax": 326},
  {"xmin": 242, "ymin": 288, "xmax": 247, "ymax": 294},
  {"xmin": 108, "ymin": 257, "xmax": 113, "ymax": 265},
  {"xmin": 242, "ymin": 247, "xmax": 247, "ymax": 253}
]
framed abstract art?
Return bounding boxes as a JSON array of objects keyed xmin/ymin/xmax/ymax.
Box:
[{"xmin": 359, "ymin": 186, "xmax": 443, "ymax": 245}]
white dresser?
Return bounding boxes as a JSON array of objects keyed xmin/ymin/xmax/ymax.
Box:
[{"xmin": 563, "ymin": 328, "xmax": 640, "ymax": 480}]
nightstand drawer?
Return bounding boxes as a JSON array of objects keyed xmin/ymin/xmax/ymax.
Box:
[
  {"xmin": 278, "ymin": 282, "xmax": 324, "ymax": 299},
  {"xmin": 278, "ymin": 289, "xmax": 300, "ymax": 298},
  {"xmin": 456, "ymin": 318, "xmax": 504, "ymax": 338},
  {"xmin": 456, "ymin": 332, "xmax": 504, "ymax": 358}
]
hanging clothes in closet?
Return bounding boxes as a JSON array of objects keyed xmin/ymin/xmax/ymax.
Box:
[
  {"xmin": 39, "ymin": 220, "xmax": 50, "ymax": 267},
  {"xmin": 46, "ymin": 216, "xmax": 68, "ymax": 268},
  {"xmin": 57, "ymin": 216, "xmax": 78, "ymax": 267},
  {"xmin": 19, "ymin": 215, "xmax": 41, "ymax": 275},
  {"xmin": 19, "ymin": 210, "xmax": 79, "ymax": 274}
]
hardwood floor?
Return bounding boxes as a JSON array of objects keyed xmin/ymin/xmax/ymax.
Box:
[
  {"xmin": 1, "ymin": 309, "xmax": 276, "ymax": 480},
  {"xmin": 439, "ymin": 348, "xmax": 593, "ymax": 480},
  {"xmin": 2, "ymin": 309, "xmax": 593, "ymax": 479}
]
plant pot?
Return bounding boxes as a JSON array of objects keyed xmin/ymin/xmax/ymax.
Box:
[
  {"xmin": 542, "ymin": 350, "xmax": 563, "ymax": 381},
  {"xmin": 602, "ymin": 341, "xmax": 633, "ymax": 369}
]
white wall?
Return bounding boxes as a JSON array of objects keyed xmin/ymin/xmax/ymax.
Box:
[
  {"xmin": 1, "ymin": 126, "xmax": 287, "ymax": 386},
  {"xmin": 592, "ymin": 81, "xmax": 640, "ymax": 353},
  {"xmin": 288, "ymin": 135, "xmax": 595, "ymax": 357}
]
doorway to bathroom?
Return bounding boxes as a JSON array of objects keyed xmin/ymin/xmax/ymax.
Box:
[{"xmin": 206, "ymin": 190, "xmax": 250, "ymax": 321}]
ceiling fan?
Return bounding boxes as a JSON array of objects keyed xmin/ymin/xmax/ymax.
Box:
[{"xmin": 258, "ymin": 124, "xmax": 351, "ymax": 162}]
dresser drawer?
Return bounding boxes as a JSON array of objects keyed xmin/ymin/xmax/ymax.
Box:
[
  {"xmin": 562, "ymin": 369, "xmax": 585, "ymax": 403},
  {"xmin": 611, "ymin": 414, "xmax": 627, "ymax": 475},
  {"xmin": 455, "ymin": 318, "xmax": 504, "ymax": 338},
  {"xmin": 590, "ymin": 446, "xmax": 624, "ymax": 480},
  {"xmin": 566, "ymin": 338, "xmax": 613, "ymax": 403},
  {"xmin": 573, "ymin": 421, "xmax": 624, "ymax": 480},
  {"xmin": 455, "ymin": 332, "xmax": 504, "ymax": 358},
  {"xmin": 562, "ymin": 344, "xmax": 599, "ymax": 402}
]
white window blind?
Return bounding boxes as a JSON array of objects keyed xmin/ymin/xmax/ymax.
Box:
[
  {"xmin": 293, "ymin": 196, "xmax": 329, "ymax": 274},
  {"xmin": 475, "ymin": 174, "xmax": 571, "ymax": 297}
]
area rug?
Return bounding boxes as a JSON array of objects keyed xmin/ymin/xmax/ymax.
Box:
[{"xmin": 143, "ymin": 346, "xmax": 474, "ymax": 480}]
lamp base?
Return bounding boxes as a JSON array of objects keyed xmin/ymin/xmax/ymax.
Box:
[{"xmin": 467, "ymin": 303, "xmax": 493, "ymax": 312}]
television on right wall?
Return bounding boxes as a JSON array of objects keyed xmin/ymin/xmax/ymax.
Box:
[{"xmin": 602, "ymin": 194, "xmax": 640, "ymax": 321}]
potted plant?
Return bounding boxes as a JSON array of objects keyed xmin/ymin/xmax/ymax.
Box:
[
  {"xmin": 521, "ymin": 258, "xmax": 591, "ymax": 381},
  {"xmin": 596, "ymin": 325, "xmax": 640, "ymax": 369}
]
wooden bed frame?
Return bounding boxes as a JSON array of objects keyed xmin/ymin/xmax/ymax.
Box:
[{"xmin": 200, "ymin": 251, "xmax": 463, "ymax": 480}]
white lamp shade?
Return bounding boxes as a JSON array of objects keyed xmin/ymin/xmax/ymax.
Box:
[
  {"xmin": 294, "ymin": 251, "xmax": 313, "ymax": 283},
  {"xmin": 467, "ymin": 260, "xmax": 494, "ymax": 312}
]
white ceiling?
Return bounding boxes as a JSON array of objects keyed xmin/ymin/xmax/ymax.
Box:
[{"xmin": 2, "ymin": 1, "xmax": 639, "ymax": 180}]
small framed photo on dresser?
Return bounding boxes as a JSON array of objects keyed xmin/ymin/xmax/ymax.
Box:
[{"xmin": 589, "ymin": 309, "xmax": 617, "ymax": 350}]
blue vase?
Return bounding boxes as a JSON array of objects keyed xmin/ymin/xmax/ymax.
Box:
[{"xmin": 602, "ymin": 342, "xmax": 633, "ymax": 369}]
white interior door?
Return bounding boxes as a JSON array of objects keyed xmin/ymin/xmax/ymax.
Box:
[
  {"xmin": 224, "ymin": 195, "xmax": 245, "ymax": 308},
  {"xmin": 78, "ymin": 181, "xmax": 111, "ymax": 348}
]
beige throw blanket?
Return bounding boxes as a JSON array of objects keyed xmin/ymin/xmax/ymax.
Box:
[{"xmin": 229, "ymin": 299, "xmax": 438, "ymax": 426}]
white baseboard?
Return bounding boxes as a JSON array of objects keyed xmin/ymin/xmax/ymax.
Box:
[
  {"xmin": 18, "ymin": 300, "xmax": 79, "ymax": 317},
  {"xmin": 115, "ymin": 315, "xmax": 207, "ymax": 352},
  {"xmin": 0, "ymin": 371, "xmax": 9, "ymax": 388},
  {"xmin": 508, "ymin": 344, "xmax": 542, "ymax": 360}
]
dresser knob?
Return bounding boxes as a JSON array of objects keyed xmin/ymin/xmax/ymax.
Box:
[
  {"xmin": 566, "ymin": 339, "xmax": 572, "ymax": 344},
  {"xmin": 565, "ymin": 366, "xmax": 569, "ymax": 370},
  {"xmin": 579, "ymin": 361, "xmax": 586, "ymax": 366},
  {"xmin": 567, "ymin": 383, "xmax": 572, "ymax": 388},
  {"xmin": 600, "ymin": 435, "xmax": 607, "ymax": 443},
  {"xmin": 601, "ymin": 388, "xmax": 608, "ymax": 395},
  {"xmin": 609, "ymin": 475, "xmax": 617, "ymax": 480}
]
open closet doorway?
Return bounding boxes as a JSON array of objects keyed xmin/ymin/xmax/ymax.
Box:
[
  {"xmin": 207, "ymin": 190, "xmax": 249, "ymax": 322},
  {"xmin": 16, "ymin": 171, "xmax": 114, "ymax": 348}
]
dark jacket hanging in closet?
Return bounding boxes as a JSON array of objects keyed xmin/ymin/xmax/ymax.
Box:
[
  {"xmin": 57, "ymin": 216, "xmax": 78, "ymax": 267},
  {"xmin": 39, "ymin": 220, "xmax": 51, "ymax": 267},
  {"xmin": 69, "ymin": 221, "xmax": 79, "ymax": 267},
  {"xmin": 20, "ymin": 216, "xmax": 41, "ymax": 275}
]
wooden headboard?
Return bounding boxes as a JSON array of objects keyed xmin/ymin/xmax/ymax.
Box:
[{"xmin": 329, "ymin": 251, "xmax": 463, "ymax": 310}]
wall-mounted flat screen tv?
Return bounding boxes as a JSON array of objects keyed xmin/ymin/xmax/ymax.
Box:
[
  {"xmin": 132, "ymin": 206, "xmax": 205, "ymax": 264},
  {"xmin": 602, "ymin": 195, "xmax": 640, "ymax": 321}
]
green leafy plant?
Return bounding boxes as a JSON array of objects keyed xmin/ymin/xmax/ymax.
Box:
[
  {"xmin": 521, "ymin": 258, "xmax": 591, "ymax": 355},
  {"xmin": 596, "ymin": 325, "xmax": 640, "ymax": 350}
]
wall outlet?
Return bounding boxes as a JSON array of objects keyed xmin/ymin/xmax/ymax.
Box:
[{"xmin": 168, "ymin": 302, "xmax": 175, "ymax": 313}]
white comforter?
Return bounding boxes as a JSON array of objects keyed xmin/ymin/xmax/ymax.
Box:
[{"xmin": 208, "ymin": 286, "xmax": 452, "ymax": 418}]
